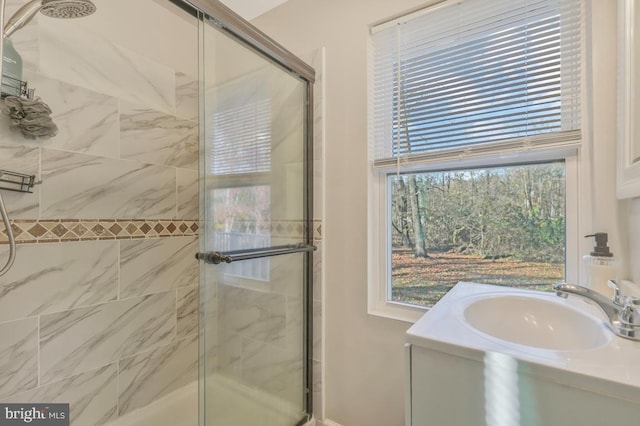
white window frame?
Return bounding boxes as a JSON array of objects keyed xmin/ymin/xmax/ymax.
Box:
[
  {"xmin": 366, "ymin": 1, "xmax": 592, "ymax": 323},
  {"xmin": 368, "ymin": 149, "xmax": 583, "ymax": 322}
]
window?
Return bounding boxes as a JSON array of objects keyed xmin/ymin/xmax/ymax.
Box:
[
  {"xmin": 368, "ymin": 0, "xmax": 584, "ymax": 320},
  {"xmin": 390, "ymin": 162, "xmax": 566, "ymax": 307},
  {"xmin": 211, "ymin": 185, "xmax": 271, "ymax": 281},
  {"xmin": 207, "ymin": 77, "xmax": 272, "ymax": 283}
]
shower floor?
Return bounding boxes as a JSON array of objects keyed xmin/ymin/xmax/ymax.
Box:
[
  {"xmin": 107, "ymin": 375, "xmax": 305, "ymax": 426},
  {"xmin": 106, "ymin": 381, "xmax": 197, "ymax": 426}
]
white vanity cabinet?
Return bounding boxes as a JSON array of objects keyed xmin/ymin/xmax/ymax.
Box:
[
  {"xmin": 405, "ymin": 343, "xmax": 640, "ymax": 426},
  {"xmin": 405, "ymin": 344, "xmax": 484, "ymax": 426}
]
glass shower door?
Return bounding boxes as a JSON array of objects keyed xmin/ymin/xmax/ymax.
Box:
[{"xmin": 197, "ymin": 12, "xmax": 313, "ymax": 426}]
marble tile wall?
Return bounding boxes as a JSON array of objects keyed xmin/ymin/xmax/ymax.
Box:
[
  {"xmin": 0, "ymin": 318, "xmax": 39, "ymax": 399},
  {"xmin": 5, "ymin": 364, "xmax": 118, "ymax": 425},
  {"xmin": 38, "ymin": 20, "xmax": 176, "ymax": 114},
  {"xmin": 119, "ymin": 101, "xmax": 198, "ymax": 169},
  {"xmin": 0, "ymin": 240, "xmax": 199, "ymax": 425},
  {"xmin": 0, "ymin": 240, "xmax": 199, "ymax": 426},
  {"xmin": 118, "ymin": 334, "xmax": 198, "ymax": 416},
  {"xmin": 119, "ymin": 236, "xmax": 199, "ymax": 298},
  {"xmin": 213, "ymin": 258, "xmax": 306, "ymax": 407},
  {"xmin": 40, "ymin": 291, "xmax": 177, "ymax": 385},
  {"xmin": 0, "ymin": 14, "xmax": 200, "ymax": 425},
  {"xmin": 0, "ymin": 241, "xmax": 118, "ymax": 323},
  {"xmin": 24, "ymin": 73, "xmax": 120, "ymax": 157}
]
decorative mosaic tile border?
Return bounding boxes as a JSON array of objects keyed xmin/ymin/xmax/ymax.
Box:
[
  {"xmin": 312, "ymin": 220, "xmax": 322, "ymax": 240},
  {"xmin": 217, "ymin": 220, "xmax": 323, "ymax": 241},
  {"xmin": 271, "ymin": 220, "xmax": 322, "ymax": 240},
  {"xmin": 0, "ymin": 219, "xmax": 321, "ymax": 245},
  {"xmin": 0, "ymin": 219, "xmax": 199, "ymax": 245}
]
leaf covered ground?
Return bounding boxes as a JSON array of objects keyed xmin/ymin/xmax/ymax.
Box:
[{"xmin": 391, "ymin": 250, "xmax": 564, "ymax": 307}]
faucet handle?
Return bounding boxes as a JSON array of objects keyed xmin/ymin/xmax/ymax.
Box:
[
  {"xmin": 608, "ymin": 280, "xmax": 623, "ymax": 304},
  {"xmin": 619, "ymin": 299, "xmax": 640, "ymax": 326},
  {"xmin": 609, "ymin": 280, "xmax": 640, "ymax": 306}
]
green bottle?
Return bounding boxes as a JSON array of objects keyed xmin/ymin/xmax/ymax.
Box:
[{"xmin": 2, "ymin": 38, "xmax": 22, "ymax": 97}]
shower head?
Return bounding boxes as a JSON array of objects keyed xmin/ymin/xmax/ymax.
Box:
[
  {"xmin": 3, "ymin": 0, "xmax": 96, "ymax": 38},
  {"xmin": 40, "ymin": 0, "xmax": 96, "ymax": 19}
]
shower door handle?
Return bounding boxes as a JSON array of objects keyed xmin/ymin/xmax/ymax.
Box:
[
  {"xmin": 195, "ymin": 252, "xmax": 233, "ymax": 264},
  {"xmin": 196, "ymin": 243, "xmax": 317, "ymax": 265}
]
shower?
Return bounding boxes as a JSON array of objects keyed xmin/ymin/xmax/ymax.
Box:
[
  {"xmin": 0, "ymin": 0, "xmax": 96, "ymax": 276},
  {"xmin": 0, "ymin": 1, "xmax": 317, "ymax": 424},
  {"xmin": 4, "ymin": 0, "xmax": 96, "ymax": 37}
]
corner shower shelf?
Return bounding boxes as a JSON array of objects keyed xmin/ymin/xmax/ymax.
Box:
[
  {"xmin": 1, "ymin": 75, "xmax": 35, "ymax": 100},
  {"xmin": 0, "ymin": 170, "xmax": 39, "ymax": 193}
]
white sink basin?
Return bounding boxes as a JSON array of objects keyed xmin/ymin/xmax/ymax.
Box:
[{"xmin": 463, "ymin": 294, "xmax": 609, "ymax": 350}]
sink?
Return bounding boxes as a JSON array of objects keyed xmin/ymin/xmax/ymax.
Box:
[
  {"xmin": 407, "ymin": 282, "xmax": 640, "ymax": 416},
  {"xmin": 407, "ymin": 282, "xmax": 640, "ymax": 426},
  {"xmin": 463, "ymin": 294, "xmax": 609, "ymax": 350}
]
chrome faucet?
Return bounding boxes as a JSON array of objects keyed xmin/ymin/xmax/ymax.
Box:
[{"xmin": 554, "ymin": 281, "xmax": 640, "ymax": 341}]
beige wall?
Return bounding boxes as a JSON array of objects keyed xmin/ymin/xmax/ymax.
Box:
[
  {"xmin": 589, "ymin": 1, "xmax": 627, "ymax": 274},
  {"xmin": 254, "ymin": 0, "xmax": 627, "ymax": 425}
]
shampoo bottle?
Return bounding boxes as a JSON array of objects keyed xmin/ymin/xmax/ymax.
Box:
[
  {"xmin": 583, "ymin": 233, "xmax": 620, "ymax": 298},
  {"xmin": 1, "ymin": 37, "xmax": 22, "ymax": 97}
]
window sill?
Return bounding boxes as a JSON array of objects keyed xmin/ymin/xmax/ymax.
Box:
[{"xmin": 368, "ymin": 300, "xmax": 428, "ymax": 323}]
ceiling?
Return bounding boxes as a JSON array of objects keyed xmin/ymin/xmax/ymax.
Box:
[{"xmin": 219, "ymin": 0, "xmax": 288, "ymax": 20}]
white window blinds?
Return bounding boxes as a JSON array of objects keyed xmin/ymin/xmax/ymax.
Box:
[
  {"xmin": 369, "ymin": 0, "xmax": 583, "ymax": 168},
  {"xmin": 211, "ymin": 98, "xmax": 271, "ymax": 175}
]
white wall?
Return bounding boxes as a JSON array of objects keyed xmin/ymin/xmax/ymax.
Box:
[
  {"xmin": 254, "ymin": 0, "xmax": 628, "ymax": 425},
  {"xmin": 588, "ymin": 1, "xmax": 628, "ymax": 278}
]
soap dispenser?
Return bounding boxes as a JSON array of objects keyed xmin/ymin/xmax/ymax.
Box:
[{"xmin": 583, "ymin": 233, "xmax": 620, "ymax": 298}]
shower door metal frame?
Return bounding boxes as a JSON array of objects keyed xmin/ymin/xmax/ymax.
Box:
[
  {"xmin": 170, "ymin": 0, "xmax": 315, "ymax": 83},
  {"xmin": 176, "ymin": 0, "xmax": 316, "ymax": 424}
]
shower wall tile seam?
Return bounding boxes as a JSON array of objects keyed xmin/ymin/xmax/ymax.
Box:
[
  {"xmin": 0, "ymin": 313, "xmax": 41, "ymax": 327},
  {"xmin": 174, "ymin": 289, "xmax": 179, "ymax": 341},
  {"xmin": 39, "ymin": 326, "xmax": 179, "ymax": 387},
  {"xmin": 59, "ymin": 335, "xmax": 187, "ymax": 385},
  {"xmin": 36, "ymin": 287, "xmax": 181, "ymax": 317},
  {"xmin": 117, "ymin": 333, "xmax": 195, "ymax": 366},
  {"xmin": 117, "ymin": 284, "xmax": 198, "ymax": 300},
  {"xmin": 0, "ymin": 283, "xmax": 192, "ymax": 325},
  {"xmin": 13, "ymin": 335, "xmax": 182, "ymax": 403},
  {"xmin": 36, "ymin": 316, "xmax": 41, "ymax": 389}
]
